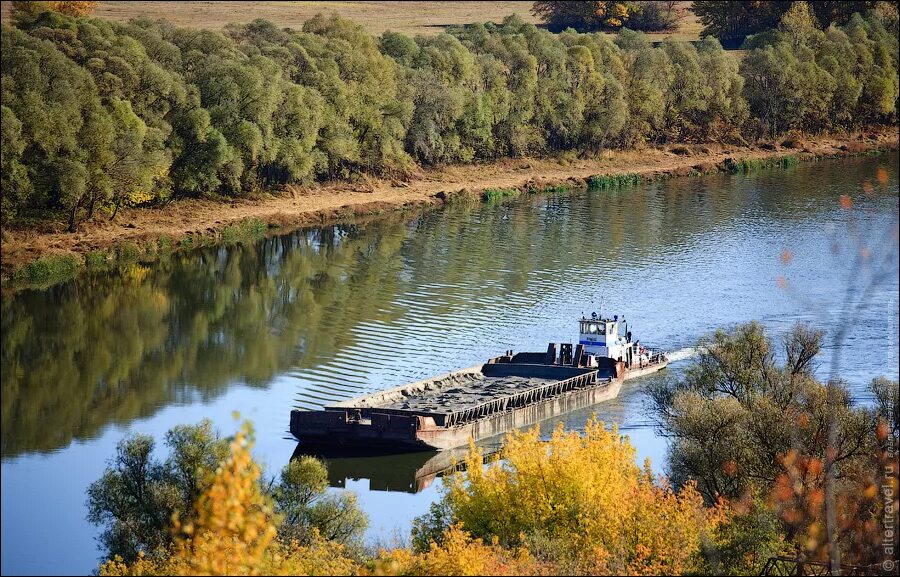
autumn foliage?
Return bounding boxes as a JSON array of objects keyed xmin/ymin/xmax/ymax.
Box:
[
  {"xmin": 11, "ymin": 1, "xmax": 97, "ymax": 20},
  {"xmin": 374, "ymin": 525, "xmax": 542, "ymax": 576},
  {"xmin": 414, "ymin": 419, "xmax": 722, "ymax": 575}
]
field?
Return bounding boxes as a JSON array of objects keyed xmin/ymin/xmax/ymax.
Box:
[{"xmin": 0, "ymin": 1, "xmax": 702, "ymax": 39}]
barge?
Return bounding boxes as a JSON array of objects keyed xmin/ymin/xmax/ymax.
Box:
[{"xmin": 290, "ymin": 313, "xmax": 667, "ymax": 451}]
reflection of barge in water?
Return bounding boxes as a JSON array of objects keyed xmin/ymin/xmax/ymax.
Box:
[
  {"xmin": 292, "ymin": 443, "xmax": 497, "ymax": 493},
  {"xmin": 291, "ymin": 314, "xmax": 667, "ymax": 451}
]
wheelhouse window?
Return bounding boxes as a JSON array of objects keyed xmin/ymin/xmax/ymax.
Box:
[{"xmin": 581, "ymin": 322, "xmax": 606, "ymax": 335}]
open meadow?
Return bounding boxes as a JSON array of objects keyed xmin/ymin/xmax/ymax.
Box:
[{"xmin": 0, "ymin": 0, "xmax": 701, "ymax": 38}]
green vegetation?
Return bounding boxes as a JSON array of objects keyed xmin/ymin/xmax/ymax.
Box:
[
  {"xmin": 10, "ymin": 253, "xmax": 79, "ymax": 285},
  {"xmin": 156, "ymin": 235, "xmax": 173, "ymax": 253},
  {"xmin": 87, "ymin": 419, "xmax": 366, "ymax": 564},
  {"xmin": 742, "ymin": 3, "xmax": 900, "ymax": 139},
  {"xmin": 221, "ymin": 218, "xmax": 267, "ymax": 245},
  {"xmin": 1, "ymin": 4, "xmax": 896, "ymax": 231},
  {"xmin": 725, "ymin": 154, "xmax": 799, "ymax": 174},
  {"xmin": 481, "ymin": 187, "xmax": 520, "ymax": 202},
  {"xmin": 83, "ymin": 249, "xmax": 110, "ymax": 270},
  {"xmin": 113, "ymin": 242, "xmax": 141, "ymax": 264},
  {"xmin": 649, "ymin": 322, "xmax": 898, "ymax": 569},
  {"xmin": 692, "ymin": 1, "xmax": 896, "ymax": 48},
  {"xmin": 587, "ymin": 172, "xmax": 642, "ymax": 189}
]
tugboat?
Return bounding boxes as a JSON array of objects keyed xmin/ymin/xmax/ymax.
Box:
[
  {"xmin": 577, "ymin": 312, "xmax": 668, "ymax": 379},
  {"xmin": 291, "ymin": 313, "xmax": 668, "ymax": 452}
]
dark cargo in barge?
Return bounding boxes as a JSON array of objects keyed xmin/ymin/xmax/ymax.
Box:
[{"xmin": 291, "ymin": 314, "xmax": 668, "ymax": 451}]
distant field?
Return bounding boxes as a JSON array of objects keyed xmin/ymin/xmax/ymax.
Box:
[{"xmin": 0, "ymin": 1, "xmax": 702, "ymax": 39}]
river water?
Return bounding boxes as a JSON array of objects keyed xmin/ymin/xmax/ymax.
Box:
[{"xmin": 2, "ymin": 153, "xmax": 898, "ymax": 575}]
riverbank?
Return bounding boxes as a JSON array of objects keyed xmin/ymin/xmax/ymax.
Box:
[{"xmin": 1, "ymin": 129, "xmax": 896, "ymax": 288}]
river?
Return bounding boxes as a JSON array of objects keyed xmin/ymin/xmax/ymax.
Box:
[{"xmin": 2, "ymin": 152, "xmax": 898, "ymax": 575}]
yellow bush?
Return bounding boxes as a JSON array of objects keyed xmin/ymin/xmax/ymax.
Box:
[
  {"xmin": 373, "ymin": 525, "xmax": 543, "ymax": 576},
  {"xmin": 441, "ymin": 418, "xmax": 720, "ymax": 575}
]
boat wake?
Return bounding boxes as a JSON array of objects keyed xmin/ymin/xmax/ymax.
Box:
[{"xmin": 666, "ymin": 346, "xmax": 700, "ymax": 363}]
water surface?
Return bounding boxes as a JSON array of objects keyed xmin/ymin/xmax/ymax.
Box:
[{"xmin": 2, "ymin": 153, "xmax": 898, "ymax": 575}]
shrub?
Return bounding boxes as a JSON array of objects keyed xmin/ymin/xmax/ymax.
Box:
[
  {"xmin": 415, "ymin": 418, "xmax": 721, "ymax": 574},
  {"xmin": 481, "ymin": 188, "xmax": 519, "ymax": 202},
  {"xmin": 587, "ymin": 173, "xmax": 642, "ymax": 189},
  {"xmin": 84, "ymin": 250, "xmax": 110, "ymax": 270},
  {"xmin": 11, "ymin": 253, "xmax": 79, "ymax": 285},
  {"xmin": 114, "ymin": 242, "xmax": 141, "ymax": 264}
]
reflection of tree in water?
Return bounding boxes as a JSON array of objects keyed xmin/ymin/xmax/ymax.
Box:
[
  {"xmin": 2, "ymin": 154, "xmax": 894, "ymax": 458},
  {"xmin": 0, "ymin": 224, "xmax": 408, "ymax": 457}
]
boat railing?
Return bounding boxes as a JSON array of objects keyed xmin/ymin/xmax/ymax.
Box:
[
  {"xmin": 441, "ymin": 370, "xmax": 602, "ymax": 428},
  {"xmin": 650, "ymin": 350, "xmax": 667, "ymax": 364}
]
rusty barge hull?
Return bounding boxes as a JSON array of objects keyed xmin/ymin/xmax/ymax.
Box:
[{"xmin": 291, "ymin": 349, "xmax": 667, "ymax": 452}]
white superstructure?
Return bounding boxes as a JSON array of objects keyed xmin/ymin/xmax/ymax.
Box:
[{"xmin": 579, "ymin": 312, "xmax": 653, "ymax": 368}]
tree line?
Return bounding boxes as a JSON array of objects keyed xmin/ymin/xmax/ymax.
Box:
[
  {"xmin": 1, "ymin": 4, "xmax": 897, "ymax": 229},
  {"xmin": 692, "ymin": 0, "xmax": 896, "ymax": 48}
]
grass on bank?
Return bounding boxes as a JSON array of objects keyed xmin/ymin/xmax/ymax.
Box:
[
  {"xmin": 6, "ymin": 218, "xmax": 271, "ymax": 289},
  {"xmin": 726, "ymin": 154, "xmax": 800, "ymax": 173},
  {"xmin": 588, "ymin": 173, "xmax": 644, "ymax": 190}
]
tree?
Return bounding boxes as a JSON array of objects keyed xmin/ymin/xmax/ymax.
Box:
[
  {"xmin": 627, "ymin": 1, "xmax": 681, "ymax": 32},
  {"xmin": 0, "ymin": 105, "xmax": 32, "ymax": 223},
  {"xmin": 87, "ymin": 419, "xmax": 366, "ymax": 564},
  {"xmin": 86, "ymin": 420, "xmax": 230, "ymax": 562},
  {"xmin": 692, "ymin": 1, "xmax": 792, "ymax": 48},
  {"xmin": 648, "ymin": 322, "xmax": 890, "ymax": 565},
  {"xmin": 531, "ymin": 1, "xmax": 636, "ymax": 32},
  {"xmin": 691, "ymin": 1, "xmax": 889, "ymax": 47},
  {"xmin": 271, "ymin": 456, "xmax": 367, "ymax": 548},
  {"xmin": 98, "ymin": 422, "xmax": 359, "ymax": 577}
]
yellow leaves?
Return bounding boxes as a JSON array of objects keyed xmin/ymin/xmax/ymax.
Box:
[
  {"xmin": 47, "ymin": 1, "xmax": 98, "ymax": 17},
  {"xmin": 163, "ymin": 422, "xmax": 277, "ymax": 575},
  {"xmin": 374, "ymin": 525, "xmax": 540, "ymax": 576},
  {"xmin": 98, "ymin": 551, "xmax": 166, "ymax": 577},
  {"xmin": 441, "ymin": 417, "xmax": 716, "ymax": 575},
  {"xmin": 126, "ymin": 189, "xmax": 155, "ymax": 206},
  {"xmin": 96, "ymin": 421, "xmax": 354, "ymax": 576}
]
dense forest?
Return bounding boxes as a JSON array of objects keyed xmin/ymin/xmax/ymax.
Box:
[{"xmin": 1, "ymin": 3, "xmax": 897, "ymax": 230}]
